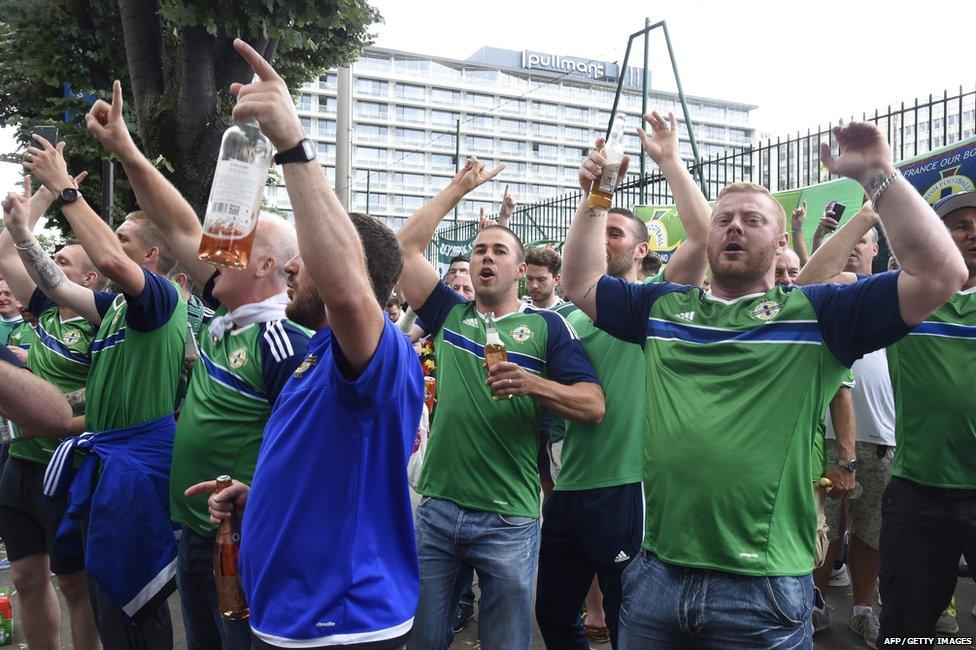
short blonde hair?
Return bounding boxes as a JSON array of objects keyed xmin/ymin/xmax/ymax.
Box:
[{"xmin": 716, "ymin": 182, "xmax": 786, "ymax": 232}]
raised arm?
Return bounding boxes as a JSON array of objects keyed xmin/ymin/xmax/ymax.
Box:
[
  {"xmin": 86, "ymin": 81, "xmax": 214, "ymax": 288},
  {"xmin": 790, "ymin": 202, "xmax": 810, "ymax": 266},
  {"xmin": 562, "ymin": 141, "xmax": 630, "ymax": 319},
  {"xmin": 820, "ymin": 123, "xmax": 966, "ymax": 324},
  {"xmin": 24, "ymin": 137, "xmax": 146, "ymax": 298},
  {"xmin": 638, "ymin": 111, "xmax": 709, "ymax": 286},
  {"xmin": 2, "ymin": 176, "xmax": 102, "ymax": 323},
  {"xmin": 796, "ymin": 201, "xmax": 879, "ymax": 286},
  {"xmin": 0, "ymin": 173, "xmax": 86, "ymax": 307},
  {"xmin": 811, "ymin": 208, "xmax": 839, "ymax": 253},
  {"xmin": 396, "ymin": 158, "xmax": 503, "ymax": 310},
  {"xmin": 229, "ymin": 39, "xmax": 378, "ymax": 371},
  {"xmin": 497, "ymin": 184, "xmax": 516, "ymax": 229}
]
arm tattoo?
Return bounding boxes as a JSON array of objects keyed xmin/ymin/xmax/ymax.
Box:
[
  {"xmin": 582, "ymin": 281, "xmax": 599, "ymax": 300},
  {"xmin": 585, "ymin": 206, "xmax": 607, "ymax": 219},
  {"xmin": 19, "ymin": 241, "xmax": 67, "ymax": 291},
  {"xmin": 64, "ymin": 388, "xmax": 86, "ymax": 416},
  {"xmin": 862, "ymin": 172, "xmax": 888, "ymax": 194}
]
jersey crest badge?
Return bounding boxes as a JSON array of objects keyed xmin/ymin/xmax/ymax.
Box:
[
  {"xmin": 62, "ymin": 330, "xmax": 82, "ymax": 345},
  {"xmin": 293, "ymin": 354, "xmax": 317, "ymax": 378},
  {"xmin": 463, "ymin": 317, "xmax": 479, "ymax": 328},
  {"xmin": 229, "ymin": 347, "xmax": 248, "ymax": 369},
  {"xmin": 510, "ymin": 325, "xmax": 533, "ymax": 343},
  {"xmin": 750, "ymin": 299, "xmax": 783, "ymax": 321}
]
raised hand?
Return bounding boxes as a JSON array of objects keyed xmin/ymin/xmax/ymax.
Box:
[
  {"xmin": 230, "ymin": 38, "xmax": 305, "ymax": 151},
  {"xmin": 637, "ymin": 111, "xmax": 679, "ymax": 164},
  {"xmin": 578, "ymin": 138, "xmax": 630, "ymax": 193},
  {"xmin": 819, "ymin": 122, "xmax": 895, "ymax": 188},
  {"xmin": 22, "ymin": 138, "xmax": 72, "ymax": 194},
  {"xmin": 477, "ymin": 206, "xmax": 496, "ymax": 231},
  {"xmin": 450, "ymin": 156, "xmax": 505, "ymax": 195},
  {"xmin": 85, "ymin": 80, "xmax": 137, "ymax": 159},
  {"xmin": 791, "ymin": 201, "xmax": 807, "ymax": 231},
  {"xmin": 3, "ymin": 175, "xmax": 32, "ymax": 233},
  {"xmin": 499, "ymin": 184, "xmax": 516, "ymax": 220}
]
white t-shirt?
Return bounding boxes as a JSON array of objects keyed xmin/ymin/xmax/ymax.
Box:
[{"xmin": 826, "ymin": 348, "xmax": 896, "ymax": 446}]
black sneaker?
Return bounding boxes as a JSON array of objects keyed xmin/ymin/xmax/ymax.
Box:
[{"xmin": 452, "ymin": 601, "xmax": 475, "ymax": 634}]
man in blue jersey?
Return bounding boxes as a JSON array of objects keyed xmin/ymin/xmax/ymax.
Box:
[{"xmin": 191, "ymin": 40, "xmax": 423, "ymax": 650}]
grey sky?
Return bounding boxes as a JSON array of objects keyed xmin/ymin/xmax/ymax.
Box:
[{"xmin": 3, "ymin": 1, "xmax": 974, "ymax": 191}]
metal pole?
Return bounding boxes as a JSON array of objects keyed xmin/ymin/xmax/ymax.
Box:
[
  {"xmin": 661, "ymin": 21, "xmax": 706, "ymax": 198},
  {"xmin": 640, "ymin": 17, "xmax": 650, "ymax": 205},
  {"xmin": 454, "ymin": 118, "xmax": 461, "ymax": 224},
  {"xmin": 101, "ymin": 159, "xmax": 114, "ymax": 226},
  {"xmin": 335, "ymin": 66, "xmax": 353, "ymax": 210},
  {"xmin": 366, "ymin": 173, "xmax": 370, "ymax": 214}
]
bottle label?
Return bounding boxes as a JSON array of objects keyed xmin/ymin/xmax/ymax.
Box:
[
  {"xmin": 204, "ymin": 158, "xmax": 266, "ymax": 239},
  {"xmin": 597, "ymin": 163, "xmax": 620, "ymax": 194},
  {"xmin": 0, "ymin": 418, "xmax": 19, "ymax": 444}
]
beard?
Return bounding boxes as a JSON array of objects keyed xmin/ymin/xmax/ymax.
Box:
[
  {"xmin": 285, "ymin": 284, "xmax": 326, "ymax": 331},
  {"xmin": 606, "ymin": 249, "xmax": 633, "ymax": 278},
  {"xmin": 707, "ymin": 243, "xmax": 778, "ymax": 288}
]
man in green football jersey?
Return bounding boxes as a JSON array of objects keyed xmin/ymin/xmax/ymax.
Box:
[
  {"xmin": 82, "ymin": 78, "xmax": 310, "ymax": 650},
  {"xmin": 563, "ymin": 121, "xmax": 967, "ymax": 647},
  {"xmin": 0, "ymin": 181, "xmax": 107, "ymax": 650},
  {"xmin": 536, "ymin": 110, "xmax": 712, "ymax": 650},
  {"xmin": 0, "ymin": 279, "xmax": 23, "ymax": 344},
  {"xmin": 398, "ymin": 157, "xmax": 604, "ymax": 650},
  {"xmin": 21, "ymin": 131, "xmax": 188, "ymax": 649}
]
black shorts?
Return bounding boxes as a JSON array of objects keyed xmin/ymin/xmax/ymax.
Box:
[{"xmin": 0, "ymin": 455, "xmax": 84, "ymax": 574}]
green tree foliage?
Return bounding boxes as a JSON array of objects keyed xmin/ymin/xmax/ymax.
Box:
[{"xmin": 0, "ymin": 0, "xmax": 380, "ymax": 229}]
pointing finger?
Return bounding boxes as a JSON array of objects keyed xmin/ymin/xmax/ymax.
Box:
[
  {"xmin": 233, "ymin": 38, "xmax": 283, "ymax": 83},
  {"xmin": 110, "ymin": 80, "xmax": 123, "ymax": 120}
]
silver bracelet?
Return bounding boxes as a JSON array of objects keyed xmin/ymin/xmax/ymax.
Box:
[{"xmin": 870, "ymin": 170, "xmax": 900, "ymax": 210}]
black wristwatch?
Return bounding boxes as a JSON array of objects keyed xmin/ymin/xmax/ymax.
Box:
[
  {"xmin": 55, "ymin": 187, "xmax": 81, "ymax": 208},
  {"xmin": 273, "ymin": 138, "xmax": 316, "ymax": 165}
]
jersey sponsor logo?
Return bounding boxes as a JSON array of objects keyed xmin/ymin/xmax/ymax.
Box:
[
  {"xmin": 749, "ymin": 299, "xmax": 782, "ymax": 321},
  {"xmin": 293, "ymin": 354, "xmax": 318, "ymax": 378},
  {"xmin": 62, "ymin": 330, "xmax": 82, "ymax": 345},
  {"xmin": 739, "ymin": 552, "xmax": 759, "ymax": 559},
  {"xmin": 674, "ymin": 311, "xmax": 695, "ymax": 322},
  {"xmin": 491, "ymin": 499, "xmax": 509, "ymax": 506},
  {"xmin": 315, "ymin": 621, "xmax": 336, "ymax": 628},
  {"xmin": 510, "ymin": 324, "xmax": 534, "ymax": 343},
  {"xmin": 463, "ymin": 317, "xmax": 480, "ymax": 328},
  {"xmin": 229, "ymin": 347, "xmax": 248, "ymax": 369}
]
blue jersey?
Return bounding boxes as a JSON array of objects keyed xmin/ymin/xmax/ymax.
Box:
[{"xmin": 240, "ymin": 318, "xmax": 424, "ymax": 646}]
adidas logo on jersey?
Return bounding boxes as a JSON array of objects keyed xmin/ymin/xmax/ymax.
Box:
[
  {"xmin": 613, "ymin": 551, "xmax": 631, "ymax": 563},
  {"xmin": 674, "ymin": 311, "xmax": 695, "ymax": 322},
  {"xmin": 463, "ymin": 317, "xmax": 480, "ymax": 328}
]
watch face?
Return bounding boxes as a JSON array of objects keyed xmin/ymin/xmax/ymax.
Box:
[
  {"xmin": 301, "ymin": 139, "xmax": 315, "ymax": 159},
  {"xmin": 60, "ymin": 187, "xmax": 79, "ymax": 202}
]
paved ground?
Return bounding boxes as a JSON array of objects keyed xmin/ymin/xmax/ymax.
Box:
[{"xmin": 1, "ymin": 567, "xmax": 973, "ymax": 649}]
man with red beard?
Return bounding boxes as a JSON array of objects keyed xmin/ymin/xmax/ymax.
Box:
[{"xmin": 563, "ymin": 122, "xmax": 966, "ymax": 646}]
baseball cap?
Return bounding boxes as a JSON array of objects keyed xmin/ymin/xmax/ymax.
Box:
[{"xmin": 933, "ymin": 191, "xmax": 976, "ymax": 219}]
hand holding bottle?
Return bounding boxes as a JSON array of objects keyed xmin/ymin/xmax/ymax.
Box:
[
  {"xmin": 230, "ymin": 38, "xmax": 306, "ymax": 152},
  {"xmin": 185, "ymin": 477, "xmax": 251, "ymax": 524}
]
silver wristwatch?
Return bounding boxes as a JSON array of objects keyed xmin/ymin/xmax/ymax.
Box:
[{"xmin": 837, "ymin": 459, "xmax": 860, "ymax": 472}]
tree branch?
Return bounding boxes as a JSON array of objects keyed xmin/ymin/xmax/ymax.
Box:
[{"xmin": 117, "ymin": 0, "xmax": 164, "ymax": 113}]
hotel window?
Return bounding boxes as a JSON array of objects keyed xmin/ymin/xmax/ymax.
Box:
[
  {"xmin": 393, "ymin": 58, "xmax": 430, "ymax": 75},
  {"xmin": 300, "ymin": 117, "xmax": 312, "ymax": 133},
  {"xmin": 317, "ymin": 142, "xmax": 336, "ymax": 159},
  {"xmin": 297, "ymin": 94, "xmax": 313, "ymax": 111},
  {"xmin": 430, "ymin": 153, "xmax": 456, "ymax": 171},
  {"xmin": 355, "ymin": 169, "xmax": 389, "ymax": 188},
  {"xmin": 395, "ymin": 83, "xmax": 425, "ymax": 102},
  {"xmin": 396, "ymin": 105, "xmax": 426, "ymax": 124},
  {"xmin": 431, "ymin": 88, "xmax": 460, "ymax": 105},
  {"xmin": 394, "ymin": 128, "xmax": 425, "ymax": 146},
  {"xmin": 394, "ymin": 172, "xmax": 425, "ymax": 191},
  {"xmin": 534, "ymin": 102, "xmax": 558, "ymax": 119},
  {"xmin": 357, "ymin": 146, "xmax": 386, "ymax": 164},
  {"xmin": 318, "ymin": 74, "xmax": 337, "ymax": 92},
  {"xmin": 431, "ymin": 110, "xmax": 459, "ymax": 127},
  {"xmin": 353, "ymin": 192, "xmax": 388, "ymax": 211},
  {"xmin": 465, "ymin": 135, "xmax": 494, "ymax": 154},
  {"xmin": 564, "ymin": 126, "xmax": 588, "ymax": 144},
  {"xmin": 356, "ymin": 55, "xmax": 390, "ymax": 73},
  {"xmin": 534, "ymin": 143, "xmax": 558, "ymax": 160},
  {"xmin": 356, "ymin": 101, "xmax": 386, "ymax": 120},
  {"xmin": 501, "ymin": 118, "xmax": 525, "ymax": 135},
  {"xmin": 355, "ymin": 123, "xmax": 387, "ymax": 143},
  {"xmin": 320, "ymin": 96, "xmax": 337, "ymax": 114},
  {"xmin": 468, "ymin": 115, "xmax": 494, "ymax": 132},
  {"xmin": 500, "ymin": 139, "xmax": 524, "ymax": 156},
  {"xmin": 533, "ymin": 164, "xmax": 558, "ymax": 181},
  {"xmin": 564, "ymin": 105, "xmax": 586, "ymax": 122},
  {"xmin": 533, "ymin": 122, "xmax": 559, "ymax": 139},
  {"xmin": 394, "ymin": 195, "xmax": 424, "ymax": 211},
  {"xmin": 355, "ymin": 78, "xmax": 388, "ymax": 96},
  {"xmin": 500, "ymin": 160, "xmax": 526, "ymax": 176},
  {"xmin": 394, "ymin": 150, "xmax": 424, "ymax": 169},
  {"xmin": 318, "ymin": 119, "xmax": 337, "ymax": 138},
  {"xmin": 467, "ymin": 92, "xmax": 495, "ymax": 110}
]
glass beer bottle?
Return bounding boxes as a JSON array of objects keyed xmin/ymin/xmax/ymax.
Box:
[
  {"xmin": 213, "ymin": 475, "xmax": 249, "ymax": 620},
  {"xmin": 484, "ymin": 312, "xmax": 511, "ymax": 401},
  {"xmin": 587, "ymin": 114, "xmax": 628, "ymax": 210},
  {"xmin": 198, "ymin": 117, "xmax": 273, "ymax": 269}
]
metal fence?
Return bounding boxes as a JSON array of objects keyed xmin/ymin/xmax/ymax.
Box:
[{"xmin": 426, "ymin": 83, "xmax": 976, "ymax": 257}]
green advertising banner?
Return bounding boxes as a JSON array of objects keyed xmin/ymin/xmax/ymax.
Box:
[{"xmin": 635, "ymin": 134, "xmax": 976, "ymax": 260}]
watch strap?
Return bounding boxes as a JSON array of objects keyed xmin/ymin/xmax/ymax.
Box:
[{"xmin": 273, "ymin": 138, "xmax": 316, "ymax": 165}]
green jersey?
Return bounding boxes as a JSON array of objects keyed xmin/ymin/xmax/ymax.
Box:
[
  {"xmin": 596, "ymin": 272, "xmax": 909, "ymax": 576},
  {"xmin": 415, "ymin": 282, "xmax": 599, "ymax": 517},
  {"xmin": 8, "ymin": 291, "xmax": 96, "ymax": 465},
  {"xmin": 86, "ymin": 270, "xmax": 187, "ymax": 432},
  {"xmin": 171, "ymin": 304, "xmax": 310, "ymax": 537},
  {"xmin": 552, "ymin": 301, "xmax": 645, "ymax": 491},
  {"xmin": 887, "ymin": 286, "xmax": 976, "ymax": 489},
  {"xmin": 0, "ymin": 317, "xmax": 23, "ymax": 345},
  {"xmin": 6, "ymin": 320, "xmax": 34, "ymax": 350}
]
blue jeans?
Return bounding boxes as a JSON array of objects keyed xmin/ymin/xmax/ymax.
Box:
[
  {"xmin": 176, "ymin": 527, "xmax": 252, "ymax": 650},
  {"xmin": 407, "ymin": 497, "xmax": 539, "ymax": 650},
  {"xmin": 618, "ymin": 551, "xmax": 813, "ymax": 649}
]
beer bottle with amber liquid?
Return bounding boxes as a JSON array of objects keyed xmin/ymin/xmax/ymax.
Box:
[
  {"xmin": 198, "ymin": 116, "xmax": 273, "ymax": 269},
  {"xmin": 484, "ymin": 312, "xmax": 511, "ymax": 400},
  {"xmin": 213, "ymin": 475, "xmax": 249, "ymax": 620},
  {"xmin": 587, "ymin": 115, "xmax": 628, "ymax": 210}
]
